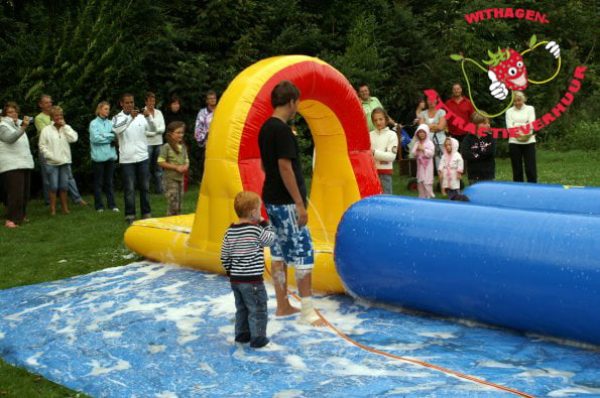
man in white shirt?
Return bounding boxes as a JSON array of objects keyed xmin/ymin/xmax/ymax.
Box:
[
  {"xmin": 144, "ymin": 92, "xmax": 166, "ymax": 194},
  {"xmin": 112, "ymin": 93, "xmax": 157, "ymax": 224}
]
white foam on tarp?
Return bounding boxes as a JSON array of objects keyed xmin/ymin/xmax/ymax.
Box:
[
  {"xmin": 274, "ymin": 390, "xmax": 304, "ymax": 398},
  {"xmin": 4, "ymin": 302, "xmax": 54, "ymax": 322},
  {"xmin": 25, "ymin": 352, "xmax": 43, "ymax": 367},
  {"xmin": 148, "ymin": 344, "xmax": 167, "ymax": 354},
  {"xmin": 284, "ymin": 355, "xmax": 308, "ymax": 371},
  {"xmin": 385, "ymin": 383, "xmax": 443, "ymax": 395},
  {"xmin": 205, "ymin": 293, "xmax": 236, "ymax": 318},
  {"xmin": 477, "ymin": 359, "xmax": 520, "ymax": 369},
  {"xmin": 325, "ymin": 356, "xmax": 431, "ymax": 378},
  {"xmin": 232, "ymin": 345, "xmax": 276, "ymax": 364},
  {"xmin": 548, "ymin": 386, "xmax": 600, "ymax": 397},
  {"xmin": 155, "ymin": 392, "xmax": 178, "ymax": 398},
  {"xmin": 88, "ymin": 358, "xmax": 131, "ymax": 376},
  {"xmin": 156, "ymin": 281, "xmax": 189, "ymax": 295},
  {"xmin": 198, "ymin": 362, "xmax": 217, "ymax": 375},
  {"xmin": 102, "ymin": 331, "xmax": 123, "ymax": 339},
  {"xmin": 86, "ymin": 299, "xmax": 165, "ymax": 332},
  {"xmin": 418, "ymin": 331, "xmax": 456, "ymax": 339},
  {"xmin": 516, "ymin": 368, "xmax": 575, "ymax": 381}
]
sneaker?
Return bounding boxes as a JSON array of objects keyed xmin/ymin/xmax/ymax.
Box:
[
  {"xmin": 96, "ymin": 208, "xmax": 105, "ymax": 213},
  {"xmin": 141, "ymin": 213, "xmax": 152, "ymax": 219},
  {"xmin": 125, "ymin": 216, "xmax": 135, "ymax": 225},
  {"xmin": 4, "ymin": 220, "xmax": 18, "ymax": 229},
  {"xmin": 249, "ymin": 336, "xmax": 269, "ymax": 348},
  {"xmin": 234, "ymin": 332, "xmax": 251, "ymax": 344},
  {"xmin": 111, "ymin": 208, "xmax": 120, "ymax": 213}
]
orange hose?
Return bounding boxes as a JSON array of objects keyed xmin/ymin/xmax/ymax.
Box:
[{"xmin": 284, "ymin": 287, "xmax": 534, "ymax": 398}]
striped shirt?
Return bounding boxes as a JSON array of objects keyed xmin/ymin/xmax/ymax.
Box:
[{"xmin": 221, "ymin": 221, "xmax": 275, "ymax": 282}]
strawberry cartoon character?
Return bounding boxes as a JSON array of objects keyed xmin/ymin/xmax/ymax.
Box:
[
  {"xmin": 450, "ymin": 36, "xmax": 561, "ymax": 113},
  {"xmin": 486, "ymin": 48, "xmax": 528, "ymax": 93}
]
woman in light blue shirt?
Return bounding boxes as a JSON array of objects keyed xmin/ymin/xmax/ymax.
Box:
[{"xmin": 89, "ymin": 101, "xmax": 118, "ymax": 212}]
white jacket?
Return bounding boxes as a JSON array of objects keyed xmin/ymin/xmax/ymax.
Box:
[
  {"xmin": 38, "ymin": 123, "xmax": 78, "ymax": 165},
  {"xmin": 112, "ymin": 111, "xmax": 156, "ymax": 164},
  {"xmin": 0, "ymin": 117, "xmax": 34, "ymax": 173},
  {"xmin": 506, "ymin": 104, "xmax": 536, "ymax": 145},
  {"xmin": 369, "ymin": 127, "xmax": 398, "ymax": 172},
  {"xmin": 438, "ymin": 138, "xmax": 464, "ymax": 190}
]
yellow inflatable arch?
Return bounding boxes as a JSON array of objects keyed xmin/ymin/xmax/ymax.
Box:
[{"xmin": 125, "ymin": 55, "xmax": 381, "ymax": 293}]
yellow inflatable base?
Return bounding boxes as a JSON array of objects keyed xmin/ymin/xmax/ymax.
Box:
[{"xmin": 125, "ymin": 215, "xmax": 345, "ymax": 294}]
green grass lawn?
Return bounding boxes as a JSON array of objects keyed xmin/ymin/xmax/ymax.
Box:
[{"xmin": 1, "ymin": 149, "xmax": 600, "ymax": 396}]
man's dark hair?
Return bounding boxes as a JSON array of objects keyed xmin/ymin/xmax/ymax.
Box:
[
  {"xmin": 120, "ymin": 92, "xmax": 134, "ymax": 102},
  {"xmin": 169, "ymin": 94, "xmax": 180, "ymax": 105},
  {"xmin": 206, "ymin": 90, "xmax": 217, "ymax": 98},
  {"xmin": 357, "ymin": 82, "xmax": 369, "ymax": 90},
  {"xmin": 271, "ymin": 80, "xmax": 300, "ymax": 108},
  {"xmin": 145, "ymin": 91, "xmax": 156, "ymax": 100}
]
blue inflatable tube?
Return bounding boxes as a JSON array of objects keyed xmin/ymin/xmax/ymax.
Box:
[
  {"xmin": 334, "ymin": 195, "xmax": 600, "ymax": 345},
  {"xmin": 464, "ymin": 181, "xmax": 600, "ymax": 216}
]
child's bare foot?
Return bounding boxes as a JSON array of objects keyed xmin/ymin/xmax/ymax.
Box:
[{"xmin": 275, "ymin": 305, "xmax": 300, "ymax": 317}]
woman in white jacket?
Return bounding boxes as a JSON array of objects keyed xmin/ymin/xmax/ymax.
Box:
[
  {"xmin": 0, "ymin": 102, "xmax": 34, "ymax": 228},
  {"xmin": 39, "ymin": 106, "xmax": 78, "ymax": 215},
  {"xmin": 506, "ymin": 91, "xmax": 537, "ymax": 183},
  {"xmin": 369, "ymin": 108, "xmax": 398, "ymax": 194}
]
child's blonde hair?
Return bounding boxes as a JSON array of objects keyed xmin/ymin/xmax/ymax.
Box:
[
  {"xmin": 471, "ymin": 112, "xmax": 489, "ymax": 127},
  {"xmin": 234, "ymin": 191, "xmax": 261, "ymax": 218}
]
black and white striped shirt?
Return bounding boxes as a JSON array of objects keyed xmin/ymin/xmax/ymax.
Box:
[{"xmin": 220, "ymin": 221, "xmax": 275, "ymax": 282}]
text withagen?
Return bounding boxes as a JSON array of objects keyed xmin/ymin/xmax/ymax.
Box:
[
  {"xmin": 425, "ymin": 66, "xmax": 587, "ymax": 139},
  {"xmin": 465, "ymin": 8, "xmax": 549, "ymax": 24}
]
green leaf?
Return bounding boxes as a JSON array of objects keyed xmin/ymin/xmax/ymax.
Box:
[
  {"xmin": 529, "ymin": 34, "xmax": 537, "ymax": 48},
  {"xmin": 449, "ymin": 54, "xmax": 463, "ymax": 61}
]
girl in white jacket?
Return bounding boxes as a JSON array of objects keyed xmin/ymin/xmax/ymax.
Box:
[
  {"xmin": 369, "ymin": 108, "xmax": 398, "ymax": 194},
  {"xmin": 438, "ymin": 137, "xmax": 464, "ymax": 199}
]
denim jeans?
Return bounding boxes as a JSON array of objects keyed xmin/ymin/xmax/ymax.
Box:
[
  {"xmin": 45, "ymin": 164, "xmax": 70, "ymax": 192},
  {"xmin": 231, "ymin": 282, "xmax": 268, "ymax": 343},
  {"xmin": 378, "ymin": 174, "xmax": 393, "ymax": 194},
  {"xmin": 66, "ymin": 164, "xmax": 83, "ymax": 203},
  {"xmin": 121, "ymin": 160, "xmax": 151, "ymax": 218},
  {"xmin": 148, "ymin": 145, "xmax": 163, "ymax": 194},
  {"xmin": 93, "ymin": 160, "xmax": 116, "ymax": 210}
]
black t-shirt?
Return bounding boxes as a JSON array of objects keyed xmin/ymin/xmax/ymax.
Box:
[{"xmin": 258, "ymin": 117, "xmax": 307, "ymax": 205}]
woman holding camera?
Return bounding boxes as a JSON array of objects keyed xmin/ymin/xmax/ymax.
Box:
[
  {"xmin": 39, "ymin": 106, "xmax": 78, "ymax": 215},
  {"xmin": 0, "ymin": 102, "xmax": 34, "ymax": 228},
  {"xmin": 89, "ymin": 101, "xmax": 118, "ymax": 212}
]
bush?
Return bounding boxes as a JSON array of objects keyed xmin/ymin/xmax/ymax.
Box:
[{"xmin": 545, "ymin": 120, "xmax": 600, "ymax": 151}]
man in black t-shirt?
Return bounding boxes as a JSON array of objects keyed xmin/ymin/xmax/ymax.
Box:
[{"xmin": 258, "ymin": 80, "xmax": 324, "ymax": 326}]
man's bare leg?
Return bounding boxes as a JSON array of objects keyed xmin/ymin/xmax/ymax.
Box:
[
  {"xmin": 272, "ymin": 260, "xmax": 299, "ymax": 316},
  {"xmin": 296, "ymin": 269, "xmax": 326, "ymax": 326}
]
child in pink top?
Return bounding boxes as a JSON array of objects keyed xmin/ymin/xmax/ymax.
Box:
[{"xmin": 410, "ymin": 124, "xmax": 435, "ymax": 198}]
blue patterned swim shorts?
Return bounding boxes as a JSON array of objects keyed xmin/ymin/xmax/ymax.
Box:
[{"xmin": 265, "ymin": 203, "xmax": 314, "ymax": 270}]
